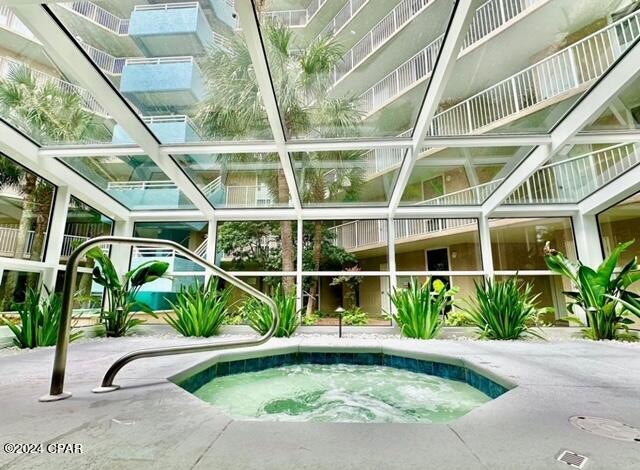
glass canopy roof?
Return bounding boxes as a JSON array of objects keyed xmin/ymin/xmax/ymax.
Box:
[{"xmin": 0, "ymin": 0, "xmax": 639, "ymax": 214}]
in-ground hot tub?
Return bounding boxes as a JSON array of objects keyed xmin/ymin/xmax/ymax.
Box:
[{"xmin": 174, "ymin": 349, "xmax": 513, "ymax": 424}]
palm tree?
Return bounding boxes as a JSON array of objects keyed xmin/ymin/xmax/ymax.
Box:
[
  {"xmin": 197, "ymin": 21, "xmax": 365, "ymax": 300},
  {"xmin": 0, "ymin": 65, "xmax": 108, "ymax": 307}
]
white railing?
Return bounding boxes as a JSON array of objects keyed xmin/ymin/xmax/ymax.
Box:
[
  {"xmin": 133, "ymin": 2, "xmax": 199, "ymax": 12},
  {"xmin": 226, "ymin": 185, "xmax": 273, "ymax": 206},
  {"xmin": 317, "ymin": 0, "xmax": 369, "ymax": 40},
  {"xmin": 106, "ymin": 181, "xmax": 178, "ymax": 191},
  {"xmin": 79, "ymin": 42, "xmax": 126, "ymax": 75},
  {"xmin": 411, "ymin": 143, "xmax": 640, "ymax": 206},
  {"xmin": 124, "ymin": 56, "xmax": 194, "ymax": 66},
  {"xmin": 0, "ymin": 227, "xmax": 34, "ymax": 258},
  {"xmin": 364, "ymin": 148, "xmax": 406, "ymax": 177},
  {"xmin": 333, "ymin": 0, "xmax": 435, "ymax": 85},
  {"xmin": 264, "ymin": 0, "xmax": 328, "ymax": 27},
  {"xmin": 201, "ymin": 176, "xmax": 222, "ymax": 196},
  {"xmin": 329, "ymin": 218, "xmax": 478, "ymax": 250},
  {"xmin": 0, "ymin": 55, "xmax": 108, "ymax": 117},
  {"xmin": 60, "ymin": 2, "xmax": 130, "ymax": 35},
  {"xmin": 505, "ymin": 143, "xmax": 640, "ymax": 204},
  {"xmin": 194, "ymin": 239, "xmax": 208, "ymax": 257},
  {"xmin": 429, "ymin": 9, "xmax": 640, "ymax": 136},
  {"xmin": 60, "ymin": 234, "xmax": 109, "ymax": 257},
  {"xmin": 0, "ymin": 5, "xmax": 36, "ymax": 39}
]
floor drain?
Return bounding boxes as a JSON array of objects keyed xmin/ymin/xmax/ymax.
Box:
[
  {"xmin": 557, "ymin": 450, "xmax": 588, "ymax": 468},
  {"xmin": 570, "ymin": 416, "xmax": 640, "ymax": 442}
]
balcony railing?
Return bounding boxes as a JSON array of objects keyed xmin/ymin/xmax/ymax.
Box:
[
  {"xmin": 0, "ymin": 56, "xmax": 109, "ymax": 117},
  {"xmin": 328, "ymin": 218, "xmax": 478, "ymax": 251},
  {"xmin": 79, "ymin": 42, "xmax": 127, "ymax": 75},
  {"xmin": 0, "ymin": 228, "xmax": 108, "ymax": 259},
  {"xmin": 317, "ymin": 0, "xmax": 369, "ymax": 40},
  {"xmin": 364, "ymin": 148, "xmax": 406, "ymax": 177},
  {"xmin": 264, "ymin": 0, "xmax": 328, "ymax": 27},
  {"xmin": 0, "ymin": 5, "xmax": 36, "ymax": 39},
  {"xmin": 412, "ymin": 143, "xmax": 640, "ymax": 206},
  {"xmin": 60, "ymin": 2, "xmax": 130, "ymax": 35},
  {"xmin": 429, "ymin": 9, "xmax": 640, "ymax": 136}
]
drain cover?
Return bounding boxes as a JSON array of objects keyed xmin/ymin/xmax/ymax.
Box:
[
  {"xmin": 570, "ymin": 416, "xmax": 640, "ymax": 442},
  {"xmin": 557, "ymin": 450, "xmax": 588, "ymax": 468}
]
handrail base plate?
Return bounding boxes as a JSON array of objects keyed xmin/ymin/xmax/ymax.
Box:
[
  {"xmin": 39, "ymin": 392, "xmax": 72, "ymax": 402},
  {"xmin": 92, "ymin": 385, "xmax": 120, "ymax": 394}
]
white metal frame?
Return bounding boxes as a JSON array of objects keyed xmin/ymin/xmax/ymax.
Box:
[{"xmin": 1, "ymin": 0, "xmax": 640, "ymax": 318}]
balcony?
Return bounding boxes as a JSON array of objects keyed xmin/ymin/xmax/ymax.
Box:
[
  {"xmin": 263, "ymin": 0, "xmax": 329, "ymax": 28},
  {"xmin": 128, "ymin": 2, "xmax": 217, "ymax": 56},
  {"xmin": 210, "ymin": 0, "xmax": 237, "ymax": 29},
  {"xmin": 105, "ymin": 180, "xmax": 183, "ymax": 209},
  {"xmin": 119, "ymin": 57, "xmax": 205, "ymax": 109},
  {"xmin": 202, "ymin": 177, "xmax": 275, "ymax": 207},
  {"xmin": 112, "ymin": 115, "xmax": 200, "ymax": 144},
  {"xmin": 0, "ymin": 229, "xmax": 108, "ymax": 260}
]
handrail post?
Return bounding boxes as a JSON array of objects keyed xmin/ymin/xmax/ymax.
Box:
[{"xmin": 39, "ymin": 236, "xmax": 279, "ymax": 402}]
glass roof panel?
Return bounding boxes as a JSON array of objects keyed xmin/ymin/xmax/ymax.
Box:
[
  {"xmin": 430, "ymin": 0, "xmax": 639, "ymax": 136},
  {"xmin": 581, "ymin": 71, "xmax": 640, "ymax": 133},
  {"xmin": 58, "ymin": 155, "xmax": 196, "ymax": 210},
  {"xmin": 50, "ymin": 1, "xmax": 273, "ymax": 145},
  {"xmin": 0, "ymin": 7, "xmax": 117, "ymax": 145},
  {"xmin": 399, "ymin": 146, "xmax": 532, "ymax": 206},
  {"xmin": 292, "ymin": 148, "xmax": 406, "ymax": 206},
  {"xmin": 504, "ymin": 142, "xmax": 640, "ymax": 204},
  {"xmin": 256, "ymin": 0, "xmax": 455, "ymax": 140},
  {"xmin": 173, "ymin": 152, "xmax": 293, "ymax": 208}
]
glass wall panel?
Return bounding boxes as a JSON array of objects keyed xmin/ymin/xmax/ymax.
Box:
[
  {"xmin": 133, "ymin": 221, "xmax": 208, "ymax": 272},
  {"xmin": 257, "ymin": 0, "xmax": 455, "ymax": 139},
  {"xmin": 432, "ymin": 1, "xmax": 637, "ymax": 136},
  {"xmin": 51, "ymin": 1, "xmax": 273, "ymax": 144},
  {"xmin": 582, "ymin": 71, "xmax": 640, "ymax": 133},
  {"xmin": 598, "ymin": 191, "xmax": 640, "ymax": 264},
  {"xmin": 174, "ymin": 153, "xmax": 292, "ymax": 208},
  {"xmin": 222, "ymin": 276, "xmax": 296, "ymax": 325},
  {"xmin": 505, "ymin": 142, "xmax": 640, "ymax": 204},
  {"xmin": 0, "ymin": 153, "xmax": 55, "ymax": 262},
  {"xmin": 61, "ymin": 196, "xmax": 113, "ymax": 265},
  {"xmin": 54, "ymin": 270, "xmax": 103, "ymax": 314},
  {"xmin": 400, "ymin": 146, "xmax": 532, "ymax": 206},
  {"xmin": 394, "ymin": 219, "xmax": 482, "ymax": 272},
  {"xmin": 0, "ymin": 270, "xmax": 40, "ymax": 313},
  {"xmin": 490, "ymin": 217, "xmax": 577, "ymax": 271},
  {"xmin": 216, "ymin": 221, "xmax": 298, "ymax": 273},
  {"xmin": 292, "ymin": 149, "xmax": 405, "ymax": 206},
  {"xmin": 302, "ymin": 275, "xmax": 391, "ymax": 327},
  {"xmin": 59, "ymin": 155, "xmax": 196, "ymax": 210},
  {"xmin": 0, "ymin": 8, "xmax": 117, "ymax": 144},
  {"xmin": 135, "ymin": 273, "xmax": 206, "ymax": 312}
]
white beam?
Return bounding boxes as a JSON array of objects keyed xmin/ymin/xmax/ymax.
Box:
[
  {"xmin": 389, "ymin": 0, "xmax": 477, "ymax": 213},
  {"xmin": 0, "ymin": 120, "xmax": 129, "ymax": 221},
  {"xmin": 579, "ymin": 160, "xmax": 640, "ymax": 215},
  {"xmin": 41, "ymin": 186, "xmax": 71, "ymax": 291},
  {"xmin": 483, "ymin": 39, "xmax": 640, "ymax": 214},
  {"xmin": 14, "ymin": 4, "xmax": 215, "ymax": 218},
  {"xmin": 572, "ymin": 214, "xmax": 604, "ymax": 267},
  {"xmin": 234, "ymin": 0, "xmax": 302, "ymax": 213}
]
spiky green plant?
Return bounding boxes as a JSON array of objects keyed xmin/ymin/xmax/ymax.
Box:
[
  {"xmin": 463, "ymin": 277, "xmax": 545, "ymax": 340},
  {"xmin": 388, "ymin": 277, "xmax": 458, "ymax": 339},
  {"xmin": 0, "ymin": 287, "xmax": 82, "ymax": 348},
  {"xmin": 166, "ymin": 279, "xmax": 232, "ymax": 337},
  {"xmin": 242, "ymin": 285, "xmax": 299, "ymax": 337},
  {"xmin": 86, "ymin": 247, "xmax": 169, "ymax": 337},
  {"xmin": 544, "ymin": 240, "xmax": 640, "ymax": 340}
]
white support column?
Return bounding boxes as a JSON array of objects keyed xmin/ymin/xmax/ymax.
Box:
[
  {"xmin": 387, "ymin": 216, "xmax": 397, "ymax": 325},
  {"xmin": 572, "ymin": 213, "xmax": 604, "ymax": 268},
  {"xmin": 111, "ymin": 219, "xmax": 134, "ymax": 276},
  {"xmin": 296, "ymin": 219, "xmax": 304, "ymax": 314},
  {"xmin": 41, "ymin": 186, "xmax": 71, "ymax": 292},
  {"xmin": 478, "ymin": 216, "xmax": 494, "ymax": 280}
]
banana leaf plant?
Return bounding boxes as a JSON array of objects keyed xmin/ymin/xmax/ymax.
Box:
[
  {"xmin": 544, "ymin": 240, "xmax": 640, "ymax": 340},
  {"xmin": 86, "ymin": 247, "xmax": 170, "ymax": 337}
]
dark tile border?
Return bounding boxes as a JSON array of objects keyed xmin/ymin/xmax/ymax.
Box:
[{"xmin": 178, "ymin": 352, "xmax": 509, "ymax": 400}]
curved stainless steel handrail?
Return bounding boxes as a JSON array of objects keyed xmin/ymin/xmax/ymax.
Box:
[{"xmin": 39, "ymin": 236, "xmax": 279, "ymax": 402}]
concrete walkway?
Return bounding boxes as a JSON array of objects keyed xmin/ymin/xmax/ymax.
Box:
[{"xmin": 0, "ymin": 335, "xmax": 639, "ymax": 469}]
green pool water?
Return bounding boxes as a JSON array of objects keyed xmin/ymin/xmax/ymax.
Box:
[{"xmin": 193, "ymin": 363, "xmax": 491, "ymax": 423}]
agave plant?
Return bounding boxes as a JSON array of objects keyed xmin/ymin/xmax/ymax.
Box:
[
  {"xmin": 166, "ymin": 279, "xmax": 232, "ymax": 337},
  {"xmin": 86, "ymin": 247, "xmax": 170, "ymax": 337},
  {"xmin": 463, "ymin": 277, "xmax": 545, "ymax": 340},
  {"xmin": 544, "ymin": 240, "xmax": 640, "ymax": 340},
  {"xmin": 388, "ymin": 277, "xmax": 458, "ymax": 339},
  {"xmin": 0, "ymin": 287, "xmax": 82, "ymax": 348},
  {"xmin": 242, "ymin": 285, "xmax": 299, "ymax": 337}
]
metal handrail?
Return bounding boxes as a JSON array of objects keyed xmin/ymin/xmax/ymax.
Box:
[{"xmin": 39, "ymin": 236, "xmax": 280, "ymax": 402}]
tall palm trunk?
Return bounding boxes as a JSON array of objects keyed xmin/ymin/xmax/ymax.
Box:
[
  {"xmin": 278, "ymin": 171, "xmax": 295, "ymax": 294},
  {"xmin": 305, "ymin": 221, "xmax": 324, "ymax": 316}
]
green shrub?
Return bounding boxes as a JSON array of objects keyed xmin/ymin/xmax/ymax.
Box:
[
  {"xmin": 463, "ymin": 277, "xmax": 545, "ymax": 340},
  {"xmin": 444, "ymin": 309, "xmax": 473, "ymax": 327},
  {"xmin": 302, "ymin": 312, "xmax": 321, "ymax": 325},
  {"xmin": 0, "ymin": 287, "xmax": 82, "ymax": 348},
  {"xmin": 87, "ymin": 247, "xmax": 169, "ymax": 337},
  {"xmin": 389, "ymin": 277, "xmax": 457, "ymax": 339},
  {"xmin": 544, "ymin": 240, "xmax": 640, "ymax": 340},
  {"xmin": 242, "ymin": 286, "xmax": 300, "ymax": 337},
  {"xmin": 342, "ymin": 307, "xmax": 369, "ymax": 325},
  {"xmin": 166, "ymin": 279, "xmax": 232, "ymax": 337}
]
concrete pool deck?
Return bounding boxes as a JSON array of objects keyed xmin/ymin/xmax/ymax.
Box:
[{"xmin": 0, "ymin": 335, "xmax": 639, "ymax": 469}]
